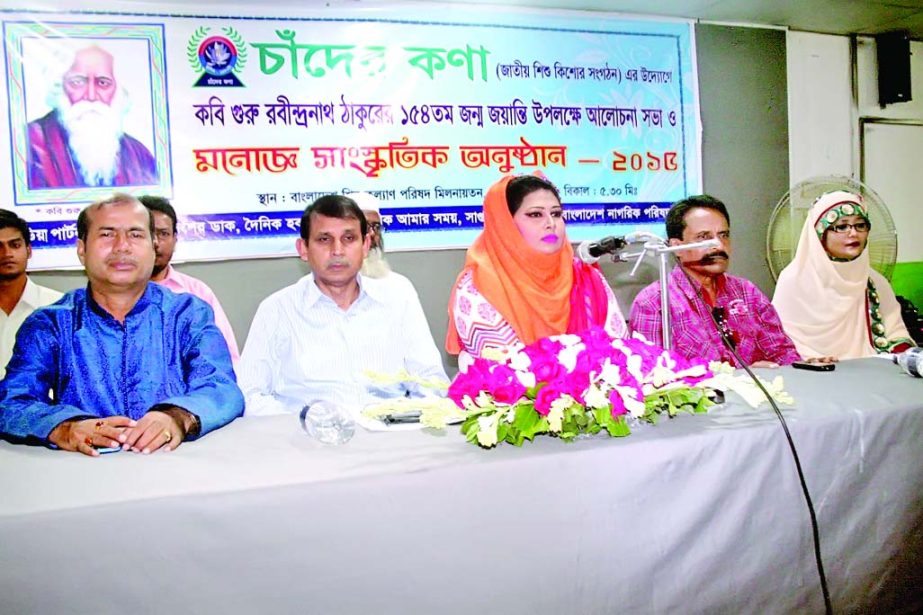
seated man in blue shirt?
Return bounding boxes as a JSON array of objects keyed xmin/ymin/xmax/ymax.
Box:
[
  {"xmin": 0, "ymin": 194, "xmax": 243, "ymax": 456},
  {"xmin": 238, "ymin": 194, "xmax": 448, "ymax": 415}
]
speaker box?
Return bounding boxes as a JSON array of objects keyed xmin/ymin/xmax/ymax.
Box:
[{"xmin": 876, "ymin": 32, "xmax": 912, "ymax": 106}]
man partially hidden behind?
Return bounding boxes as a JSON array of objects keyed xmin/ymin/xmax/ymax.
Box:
[
  {"xmin": 140, "ymin": 195, "xmax": 240, "ymax": 362},
  {"xmin": 629, "ymin": 195, "xmax": 800, "ymax": 368},
  {"xmin": 352, "ymin": 192, "xmax": 392, "ymax": 280},
  {"xmin": 239, "ymin": 194, "xmax": 448, "ymax": 415},
  {"xmin": 27, "ymin": 45, "xmax": 158, "ymax": 189},
  {"xmin": 0, "ymin": 194, "xmax": 242, "ymax": 456},
  {"xmin": 0, "ymin": 210, "xmax": 62, "ymax": 379}
]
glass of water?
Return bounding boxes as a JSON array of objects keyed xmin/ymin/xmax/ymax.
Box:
[{"xmin": 299, "ymin": 401, "xmax": 356, "ymax": 445}]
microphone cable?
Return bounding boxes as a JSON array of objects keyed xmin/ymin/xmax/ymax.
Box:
[{"xmin": 672, "ymin": 259, "xmax": 833, "ymax": 615}]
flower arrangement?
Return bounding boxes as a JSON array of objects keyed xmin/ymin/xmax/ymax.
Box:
[{"xmin": 448, "ymin": 327, "xmax": 717, "ymax": 448}]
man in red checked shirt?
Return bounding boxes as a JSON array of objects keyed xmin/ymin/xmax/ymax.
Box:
[{"xmin": 629, "ymin": 195, "xmax": 801, "ymax": 368}]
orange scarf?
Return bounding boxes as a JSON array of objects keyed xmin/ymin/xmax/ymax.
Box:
[{"xmin": 446, "ymin": 175, "xmax": 579, "ymax": 353}]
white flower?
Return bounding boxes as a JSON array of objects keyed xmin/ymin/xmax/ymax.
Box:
[
  {"xmin": 482, "ymin": 346, "xmax": 508, "ymax": 362},
  {"xmin": 598, "ymin": 359, "xmax": 621, "ymax": 387},
  {"xmin": 555, "ymin": 333, "xmax": 582, "ymax": 347},
  {"xmin": 614, "ymin": 386, "xmax": 646, "ymax": 418},
  {"xmin": 557, "ymin": 342, "xmax": 585, "ymax": 373},
  {"xmin": 624, "ymin": 352, "xmax": 644, "ymax": 382},
  {"xmin": 697, "ymin": 371, "xmax": 794, "ymax": 408},
  {"xmin": 550, "ymin": 394, "xmax": 576, "ymax": 414},
  {"xmin": 475, "ymin": 390, "xmax": 492, "ymax": 407},
  {"xmin": 508, "ymin": 349, "xmax": 531, "ymax": 372},
  {"xmin": 547, "ymin": 405, "xmax": 564, "ymax": 433},
  {"xmin": 476, "ymin": 413, "xmax": 500, "ymax": 447},
  {"xmin": 515, "ymin": 369, "xmax": 536, "ymax": 389},
  {"xmin": 649, "ymin": 365, "xmax": 676, "ymax": 388},
  {"xmin": 709, "ymin": 361, "xmax": 735, "ymax": 375},
  {"xmin": 584, "ymin": 384, "xmax": 610, "ymax": 410}
]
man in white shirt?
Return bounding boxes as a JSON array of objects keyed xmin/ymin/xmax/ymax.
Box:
[
  {"xmin": 239, "ymin": 195, "xmax": 448, "ymax": 415},
  {"xmin": 0, "ymin": 210, "xmax": 63, "ymax": 379}
]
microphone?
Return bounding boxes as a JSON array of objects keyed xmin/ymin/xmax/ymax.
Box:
[
  {"xmin": 892, "ymin": 347, "xmax": 923, "ymax": 378},
  {"xmin": 576, "ymin": 232, "xmax": 666, "ymax": 263},
  {"xmin": 576, "ymin": 236, "xmax": 628, "ymax": 263}
]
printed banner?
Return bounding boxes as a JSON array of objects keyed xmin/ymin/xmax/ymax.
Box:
[{"xmin": 0, "ymin": 4, "xmax": 701, "ymax": 269}]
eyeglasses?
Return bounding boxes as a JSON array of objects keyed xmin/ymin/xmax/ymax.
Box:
[
  {"xmin": 829, "ymin": 221, "xmax": 870, "ymax": 234},
  {"xmin": 368, "ymin": 222, "xmax": 382, "ymax": 232}
]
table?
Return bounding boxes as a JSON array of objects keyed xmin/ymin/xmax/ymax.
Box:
[{"xmin": 2, "ymin": 358, "xmax": 921, "ymax": 614}]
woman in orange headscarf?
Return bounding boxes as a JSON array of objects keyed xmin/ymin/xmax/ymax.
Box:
[{"xmin": 446, "ymin": 174, "xmax": 627, "ymax": 361}]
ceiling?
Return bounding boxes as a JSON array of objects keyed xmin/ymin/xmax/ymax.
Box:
[
  {"xmin": 18, "ymin": 0, "xmax": 923, "ymax": 41},
  {"xmin": 102, "ymin": 0, "xmax": 923, "ymax": 40},
  {"xmin": 447, "ymin": 0, "xmax": 923, "ymax": 40}
]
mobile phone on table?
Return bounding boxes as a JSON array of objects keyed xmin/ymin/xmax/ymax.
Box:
[{"xmin": 792, "ymin": 361, "xmax": 835, "ymax": 372}]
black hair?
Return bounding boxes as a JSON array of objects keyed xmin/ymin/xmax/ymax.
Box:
[
  {"xmin": 138, "ymin": 195, "xmax": 177, "ymax": 233},
  {"xmin": 665, "ymin": 194, "xmax": 730, "ymax": 240},
  {"xmin": 77, "ymin": 193, "xmax": 154, "ymax": 242},
  {"xmin": 300, "ymin": 194, "xmax": 367, "ymax": 241},
  {"xmin": 505, "ymin": 175, "xmax": 561, "ymax": 215},
  {"xmin": 0, "ymin": 209, "xmax": 31, "ymax": 246}
]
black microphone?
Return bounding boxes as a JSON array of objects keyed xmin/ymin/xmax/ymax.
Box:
[{"xmin": 576, "ymin": 236, "xmax": 628, "ymax": 263}]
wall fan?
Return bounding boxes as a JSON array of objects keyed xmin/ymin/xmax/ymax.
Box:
[{"xmin": 766, "ymin": 175, "xmax": 899, "ymax": 281}]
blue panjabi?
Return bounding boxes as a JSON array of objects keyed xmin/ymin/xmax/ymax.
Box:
[{"xmin": 0, "ymin": 283, "xmax": 243, "ymax": 443}]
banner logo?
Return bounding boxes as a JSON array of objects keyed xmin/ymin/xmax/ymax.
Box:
[{"xmin": 188, "ymin": 26, "xmax": 248, "ymax": 87}]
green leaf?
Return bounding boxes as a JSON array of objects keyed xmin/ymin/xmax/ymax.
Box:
[{"xmin": 606, "ymin": 416, "xmax": 631, "ymax": 437}]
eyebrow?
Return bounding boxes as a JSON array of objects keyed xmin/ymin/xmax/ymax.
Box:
[{"xmin": 97, "ymin": 225, "xmax": 147, "ymax": 232}]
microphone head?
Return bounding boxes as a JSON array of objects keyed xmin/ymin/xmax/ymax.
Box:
[
  {"xmin": 895, "ymin": 347, "xmax": 923, "ymax": 377},
  {"xmin": 576, "ymin": 240, "xmax": 599, "ymax": 264}
]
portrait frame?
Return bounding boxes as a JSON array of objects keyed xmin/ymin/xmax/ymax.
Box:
[{"xmin": 3, "ymin": 21, "xmax": 171, "ymax": 205}]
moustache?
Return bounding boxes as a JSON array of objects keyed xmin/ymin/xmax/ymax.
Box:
[
  {"xmin": 695, "ymin": 251, "xmax": 730, "ymax": 265},
  {"xmin": 106, "ymin": 257, "xmax": 138, "ymax": 267},
  {"xmin": 69, "ymin": 100, "xmax": 112, "ymax": 118},
  {"xmin": 327, "ymin": 259, "xmax": 350, "ymax": 268}
]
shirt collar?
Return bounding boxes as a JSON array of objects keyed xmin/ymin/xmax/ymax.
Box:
[
  {"xmin": 160, "ymin": 264, "xmax": 178, "ymax": 282},
  {"xmin": 672, "ymin": 265, "xmax": 727, "ymax": 303},
  {"xmin": 83, "ymin": 281, "xmax": 161, "ymax": 322},
  {"xmin": 17, "ymin": 277, "xmax": 43, "ymax": 309},
  {"xmin": 302, "ymin": 272, "xmax": 384, "ymax": 309}
]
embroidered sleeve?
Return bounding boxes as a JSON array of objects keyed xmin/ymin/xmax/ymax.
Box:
[{"xmin": 868, "ymin": 275, "xmax": 916, "ymax": 353}]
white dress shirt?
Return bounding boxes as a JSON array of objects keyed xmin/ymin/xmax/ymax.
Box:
[
  {"xmin": 1, "ymin": 278, "xmax": 63, "ymax": 379},
  {"xmin": 239, "ymin": 273, "xmax": 448, "ymax": 415}
]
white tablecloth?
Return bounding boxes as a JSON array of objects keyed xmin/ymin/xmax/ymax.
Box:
[{"xmin": 2, "ymin": 358, "xmax": 921, "ymax": 614}]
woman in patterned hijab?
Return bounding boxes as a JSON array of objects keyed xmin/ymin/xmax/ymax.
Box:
[{"xmin": 772, "ymin": 191, "xmax": 914, "ymax": 359}]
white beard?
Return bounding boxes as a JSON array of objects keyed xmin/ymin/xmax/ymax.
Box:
[
  {"xmin": 55, "ymin": 91, "xmax": 128, "ymax": 186},
  {"xmin": 361, "ymin": 247, "xmax": 392, "ymax": 279}
]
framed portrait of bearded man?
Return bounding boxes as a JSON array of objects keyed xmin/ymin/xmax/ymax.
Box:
[{"xmin": 4, "ymin": 21, "xmax": 171, "ymax": 204}]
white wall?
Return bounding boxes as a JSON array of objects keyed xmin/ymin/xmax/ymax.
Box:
[
  {"xmin": 787, "ymin": 32, "xmax": 922, "ymax": 267},
  {"xmin": 857, "ymin": 37, "xmax": 923, "ymax": 120},
  {"xmin": 786, "ymin": 31, "xmax": 854, "ymax": 182}
]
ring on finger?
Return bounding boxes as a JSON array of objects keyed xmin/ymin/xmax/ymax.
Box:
[
  {"xmin": 84, "ymin": 436, "xmax": 93, "ymax": 447},
  {"xmin": 94, "ymin": 420, "xmax": 104, "ymax": 432},
  {"xmin": 162, "ymin": 430, "xmax": 172, "ymax": 443}
]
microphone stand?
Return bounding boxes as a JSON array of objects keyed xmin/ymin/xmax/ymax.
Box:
[{"xmin": 614, "ymin": 235, "xmax": 720, "ymax": 350}]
